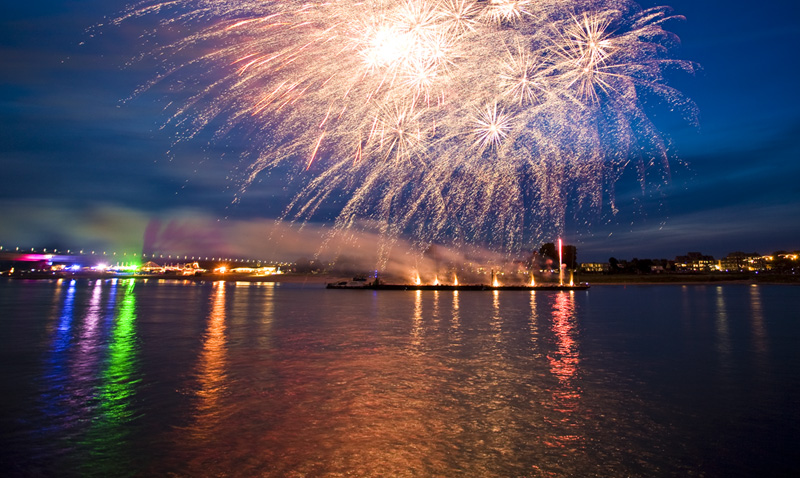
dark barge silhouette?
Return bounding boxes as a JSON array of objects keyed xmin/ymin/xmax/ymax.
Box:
[{"xmin": 326, "ymin": 280, "xmax": 589, "ymax": 291}]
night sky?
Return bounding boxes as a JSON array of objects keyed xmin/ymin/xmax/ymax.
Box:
[{"xmin": 2, "ymin": 0, "xmax": 799, "ymax": 262}]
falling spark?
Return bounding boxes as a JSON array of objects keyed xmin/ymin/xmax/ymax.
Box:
[
  {"xmin": 307, "ymin": 132, "xmax": 325, "ymax": 170},
  {"xmin": 117, "ymin": 0, "xmax": 696, "ymax": 255}
]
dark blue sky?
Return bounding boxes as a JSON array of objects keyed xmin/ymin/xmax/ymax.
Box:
[{"xmin": 1, "ymin": 1, "xmax": 799, "ymax": 262}]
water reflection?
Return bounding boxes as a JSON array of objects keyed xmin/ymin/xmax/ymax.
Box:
[
  {"xmin": 47, "ymin": 278, "xmax": 66, "ymax": 330},
  {"xmin": 411, "ymin": 290, "xmax": 423, "ymax": 352},
  {"xmin": 715, "ymin": 286, "xmax": 732, "ymax": 370},
  {"xmin": 257, "ymin": 282, "xmax": 276, "ymax": 345},
  {"xmin": 548, "ymin": 292, "xmax": 579, "ymax": 384},
  {"xmin": 76, "ymin": 281, "xmax": 104, "ymax": 374},
  {"xmin": 12, "ymin": 281, "xmax": 796, "ymax": 477},
  {"xmin": 51, "ymin": 279, "xmax": 76, "ymax": 355},
  {"xmin": 545, "ymin": 291, "xmax": 583, "ymax": 452},
  {"xmin": 529, "ymin": 291, "xmax": 538, "ymax": 351},
  {"xmin": 70, "ymin": 281, "xmax": 105, "ymax": 421},
  {"xmin": 680, "ymin": 285, "xmax": 692, "ymax": 330},
  {"xmin": 83, "ymin": 279, "xmax": 141, "ymax": 475},
  {"xmin": 190, "ymin": 282, "xmax": 228, "ymax": 439},
  {"xmin": 449, "ymin": 291, "xmax": 461, "ymax": 349},
  {"xmin": 748, "ymin": 285, "xmax": 768, "ymax": 370},
  {"xmin": 40, "ymin": 279, "xmax": 78, "ymax": 438},
  {"xmin": 37, "ymin": 280, "xmax": 142, "ymax": 475},
  {"xmin": 100, "ymin": 280, "xmax": 139, "ymax": 424},
  {"xmin": 491, "ymin": 290, "xmax": 502, "ymax": 348},
  {"xmin": 38, "ymin": 279, "xmax": 80, "ymax": 473},
  {"xmin": 432, "ymin": 290, "xmax": 440, "ymax": 324}
]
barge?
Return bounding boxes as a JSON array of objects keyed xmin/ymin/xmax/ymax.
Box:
[{"xmin": 326, "ymin": 281, "xmax": 589, "ymax": 291}]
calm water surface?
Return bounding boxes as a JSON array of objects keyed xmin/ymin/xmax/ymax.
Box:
[{"xmin": 0, "ymin": 278, "xmax": 798, "ymax": 477}]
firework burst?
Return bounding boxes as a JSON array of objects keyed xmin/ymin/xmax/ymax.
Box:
[
  {"xmin": 471, "ymin": 102, "xmax": 512, "ymax": 152},
  {"xmin": 115, "ymin": 0, "xmax": 696, "ymax": 255}
]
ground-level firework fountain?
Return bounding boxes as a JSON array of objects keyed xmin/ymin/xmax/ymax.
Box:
[{"xmin": 328, "ymin": 237, "xmax": 589, "ymax": 290}]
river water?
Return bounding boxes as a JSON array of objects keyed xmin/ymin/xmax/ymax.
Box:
[{"xmin": 0, "ymin": 278, "xmax": 798, "ymax": 477}]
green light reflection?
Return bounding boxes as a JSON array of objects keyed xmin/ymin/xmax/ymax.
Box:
[
  {"xmin": 80, "ymin": 279, "xmax": 141, "ymax": 477},
  {"xmin": 100, "ymin": 279, "xmax": 139, "ymax": 422}
]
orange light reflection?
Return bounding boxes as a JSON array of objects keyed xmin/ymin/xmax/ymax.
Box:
[
  {"xmin": 545, "ymin": 291, "xmax": 582, "ymax": 451},
  {"xmin": 192, "ymin": 281, "xmax": 228, "ymax": 441}
]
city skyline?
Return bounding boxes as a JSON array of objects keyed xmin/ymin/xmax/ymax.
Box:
[{"xmin": 2, "ymin": 240, "xmax": 796, "ymax": 270}]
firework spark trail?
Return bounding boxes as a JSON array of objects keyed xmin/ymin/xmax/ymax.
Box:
[{"xmin": 119, "ymin": 0, "xmax": 696, "ymax": 255}]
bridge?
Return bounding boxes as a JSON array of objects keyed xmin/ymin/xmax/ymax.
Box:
[{"xmin": 0, "ymin": 248, "xmax": 290, "ymax": 269}]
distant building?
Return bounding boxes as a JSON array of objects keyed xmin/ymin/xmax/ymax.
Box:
[
  {"xmin": 720, "ymin": 252, "xmax": 763, "ymax": 272},
  {"xmin": 580, "ymin": 262, "xmax": 609, "ymax": 273},
  {"xmin": 675, "ymin": 252, "xmax": 717, "ymax": 272},
  {"xmin": 763, "ymin": 252, "xmax": 800, "ymax": 273},
  {"xmin": 141, "ymin": 261, "xmax": 162, "ymax": 273}
]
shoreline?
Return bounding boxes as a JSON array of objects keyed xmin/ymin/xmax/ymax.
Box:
[
  {"xmin": 2, "ymin": 272, "xmax": 798, "ymax": 286},
  {"xmin": 1, "ymin": 272, "xmax": 338, "ymax": 284},
  {"xmin": 578, "ymin": 273, "xmax": 800, "ymax": 286}
]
